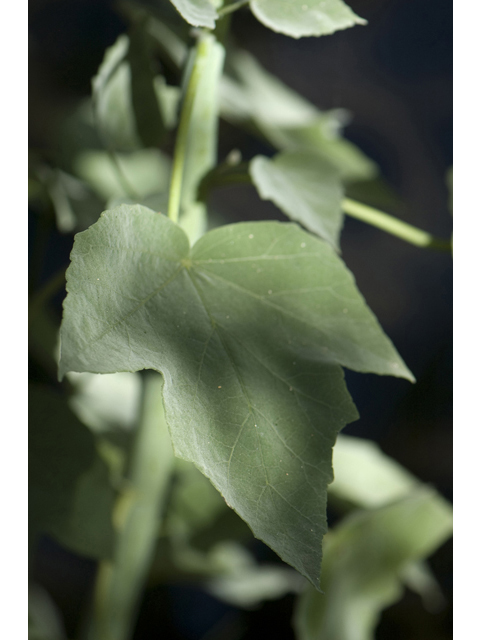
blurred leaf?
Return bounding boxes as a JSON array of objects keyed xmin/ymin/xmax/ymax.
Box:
[
  {"xmin": 271, "ymin": 123, "xmax": 377, "ymax": 183},
  {"xmin": 29, "ymin": 386, "xmax": 116, "ymax": 559},
  {"xmin": 400, "ymin": 560, "xmax": 446, "ymax": 613},
  {"xmin": 168, "ymin": 0, "xmax": 218, "ymax": 28},
  {"xmin": 250, "ymin": 151, "xmax": 344, "ymax": 249},
  {"xmin": 92, "ymin": 33, "xmax": 179, "ymax": 153},
  {"xmin": 59, "ymin": 205, "xmax": 413, "ymax": 587},
  {"xmin": 29, "ymin": 584, "xmax": 66, "ymax": 640},
  {"xmin": 92, "ymin": 35, "xmax": 139, "ymax": 151},
  {"xmin": 43, "ymin": 168, "xmax": 103, "ymax": 232},
  {"xmin": 74, "ymin": 149, "xmax": 171, "ymax": 201},
  {"xmin": 221, "ymin": 51, "xmax": 377, "ymax": 182},
  {"xmin": 67, "ymin": 372, "xmax": 142, "ymax": 434},
  {"xmin": 222, "ymin": 50, "xmax": 333, "ymax": 128},
  {"xmin": 165, "ymin": 458, "xmax": 228, "ymax": 540},
  {"xmin": 329, "ymin": 435, "xmax": 418, "ymax": 508},
  {"xmin": 205, "ymin": 542, "xmax": 306, "ymax": 608},
  {"xmin": 249, "ymin": 0, "xmax": 366, "ymax": 39},
  {"xmin": 293, "ymin": 489, "xmax": 453, "ymax": 640}
]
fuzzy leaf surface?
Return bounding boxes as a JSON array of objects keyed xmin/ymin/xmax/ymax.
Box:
[
  {"xmin": 250, "ymin": 0, "xmax": 366, "ymax": 38},
  {"xmin": 250, "ymin": 151, "xmax": 344, "ymax": 249},
  {"xmin": 59, "ymin": 205, "xmax": 412, "ymax": 586}
]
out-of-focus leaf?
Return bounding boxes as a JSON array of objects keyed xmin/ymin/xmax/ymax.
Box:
[
  {"xmin": 250, "ymin": 0, "xmax": 366, "ymax": 38},
  {"xmin": 92, "ymin": 32, "xmax": 179, "ymax": 153},
  {"xmin": 168, "ymin": 0, "xmax": 218, "ymax": 28},
  {"xmin": 400, "ymin": 561, "xmax": 446, "ymax": 613},
  {"xmin": 329, "ymin": 434, "xmax": 418, "ymax": 508},
  {"xmin": 293, "ymin": 489, "xmax": 453, "ymax": 640},
  {"xmin": 269, "ymin": 122, "xmax": 378, "ymax": 182},
  {"xmin": 250, "ymin": 151, "xmax": 344, "ymax": 249},
  {"xmin": 29, "ymin": 584, "xmax": 66, "ymax": 640},
  {"xmin": 59, "ymin": 205, "xmax": 413, "ymax": 587},
  {"xmin": 220, "ymin": 51, "xmax": 377, "ymax": 182},
  {"xmin": 329, "ymin": 435, "xmax": 447, "ymax": 610},
  {"xmin": 92, "ymin": 35, "xmax": 139, "ymax": 151},
  {"xmin": 165, "ymin": 458, "xmax": 228, "ymax": 540},
  {"xmin": 67, "ymin": 372, "xmax": 142, "ymax": 434},
  {"xmin": 44, "ymin": 168, "xmax": 104, "ymax": 232},
  {"xmin": 73, "ymin": 149, "xmax": 171, "ymax": 201},
  {"xmin": 205, "ymin": 542, "xmax": 305, "ymax": 608},
  {"xmin": 29, "ymin": 385, "xmax": 116, "ymax": 559}
]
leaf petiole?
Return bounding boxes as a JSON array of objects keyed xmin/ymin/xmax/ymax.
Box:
[{"xmin": 342, "ymin": 197, "xmax": 452, "ymax": 253}]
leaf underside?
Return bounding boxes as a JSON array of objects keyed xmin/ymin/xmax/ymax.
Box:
[{"xmin": 59, "ymin": 205, "xmax": 412, "ymax": 588}]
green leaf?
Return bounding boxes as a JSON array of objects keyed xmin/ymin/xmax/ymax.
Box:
[
  {"xmin": 205, "ymin": 543, "xmax": 306, "ymax": 608},
  {"xmin": 249, "ymin": 0, "xmax": 366, "ymax": 39},
  {"xmin": 74, "ymin": 149, "xmax": 171, "ymax": 202},
  {"xmin": 92, "ymin": 33, "xmax": 178, "ymax": 152},
  {"xmin": 250, "ymin": 151, "xmax": 344, "ymax": 249},
  {"xmin": 92, "ymin": 35, "xmax": 139, "ymax": 151},
  {"xmin": 59, "ymin": 205, "xmax": 413, "ymax": 587},
  {"xmin": 165, "ymin": 458, "xmax": 228, "ymax": 540},
  {"xmin": 293, "ymin": 488, "xmax": 453, "ymax": 640},
  {"xmin": 29, "ymin": 385, "xmax": 116, "ymax": 559},
  {"xmin": 169, "ymin": 0, "xmax": 218, "ymax": 28},
  {"xmin": 67, "ymin": 371, "xmax": 142, "ymax": 434}
]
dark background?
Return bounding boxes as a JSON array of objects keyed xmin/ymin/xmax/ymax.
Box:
[{"xmin": 29, "ymin": 0, "xmax": 452, "ymax": 638}]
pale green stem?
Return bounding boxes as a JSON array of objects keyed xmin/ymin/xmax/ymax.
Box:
[
  {"xmin": 168, "ymin": 36, "xmax": 212, "ymax": 223},
  {"xmin": 342, "ymin": 197, "xmax": 452, "ymax": 253},
  {"xmin": 88, "ymin": 373, "xmax": 174, "ymax": 640},
  {"xmin": 217, "ymin": 0, "xmax": 250, "ymax": 18}
]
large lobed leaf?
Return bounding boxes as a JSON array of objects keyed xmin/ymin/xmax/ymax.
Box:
[{"xmin": 59, "ymin": 205, "xmax": 412, "ymax": 587}]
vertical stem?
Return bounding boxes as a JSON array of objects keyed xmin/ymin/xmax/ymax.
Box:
[
  {"xmin": 88, "ymin": 372, "xmax": 174, "ymax": 640},
  {"xmin": 168, "ymin": 35, "xmax": 212, "ymax": 223}
]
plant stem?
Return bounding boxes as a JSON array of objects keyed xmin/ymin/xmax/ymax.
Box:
[
  {"xmin": 342, "ymin": 198, "xmax": 452, "ymax": 253},
  {"xmin": 168, "ymin": 35, "xmax": 212, "ymax": 223},
  {"xmin": 217, "ymin": 0, "xmax": 250, "ymax": 18},
  {"xmin": 87, "ymin": 373, "xmax": 174, "ymax": 640}
]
